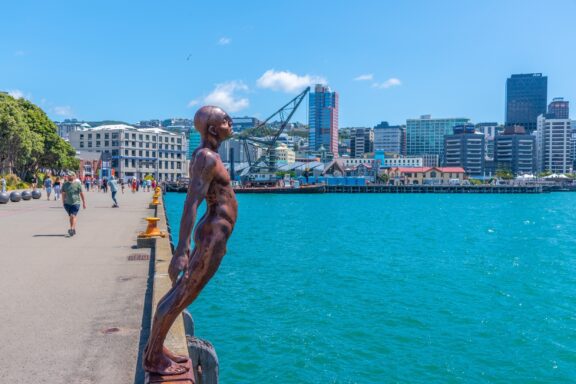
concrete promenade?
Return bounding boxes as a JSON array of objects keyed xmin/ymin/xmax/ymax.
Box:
[{"xmin": 0, "ymin": 188, "xmax": 157, "ymax": 383}]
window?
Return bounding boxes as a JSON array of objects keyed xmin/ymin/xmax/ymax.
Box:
[
  {"xmin": 139, "ymin": 134, "xmax": 143, "ymax": 140},
  {"xmin": 112, "ymin": 133, "xmax": 119, "ymax": 139},
  {"xmin": 430, "ymin": 171, "xmax": 437, "ymax": 178},
  {"xmin": 124, "ymin": 141, "xmax": 129, "ymax": 146},
  {"xmin": 146, "ymin": 143, "xmax": 149, "ymax": 148},
  {"xmin": 88, "ymin": 142, "xmax": 92, "ymax": 148},
  {"xmin": 80, "ymin": 134, "xmax": 84, "ymax": 139},
  {"xmin": 159, "ymin": 161, "xmax": 163, "ymax": 169},
  {"xmin": 139, "ymin": 150, "xmax": 143, "ymax": 156},
  {"xmin": 125, "ymin": 150, "xmax": 129, "ymax": 155},
  {"xmin": 146, "ymin": 135, "xmax": 149, "ymax": 140},
  {"xmin": 105, "ymin": 133, "xmax": 109, "ymax": 139},
  {"xmin": 171, "ymin": 138, "xmax": 175, "ymax": 143},
  {"xmin": 124, "ymin": 133, "xmax": 129, "ymax": 139},
  {"xmin": 96, "ymin": 134, "xmax": 101, "ymax": 139},
  {"xmin": 88, "ymin": 134, "xmax": 93, "ymax": 139},
  {"xmin": 139, "ymin": 142, "xmax": 143, "ymax": 148},
  {"xmin": 105, "ymin": 141, "xmax": 109, "ymax": 146},
  {"xmin": 96, "ymin": 141, "xmax": 101, "ymax": 147},
  {"xmin": 80, "ymin": 142, "xmax": 84, "ymax": 148},
  {"xmin": 132, "ymin": 141, "xmax": 136, "ymax": 147}
]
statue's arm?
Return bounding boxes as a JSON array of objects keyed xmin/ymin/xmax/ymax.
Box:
[{"xmin": 169, "ymin": 150, "xmax": 216, "ymax": 282}]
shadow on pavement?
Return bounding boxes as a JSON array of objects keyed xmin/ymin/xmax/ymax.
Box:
[{"xmin": 33, "ymin": 234, "xmax": 67, "ymax": 237}]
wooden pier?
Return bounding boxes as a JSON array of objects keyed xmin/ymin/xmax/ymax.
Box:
[{"xmin": 324, "ymin": 184, "xmax": 544, "ymax": 194}]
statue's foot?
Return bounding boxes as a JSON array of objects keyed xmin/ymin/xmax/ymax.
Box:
[
  {"xmin": 163, "ymin": 346, "xmax": 188, "ymax": 363},
  {"xmin": 143, "ymin": 352, "xmax": 188, "ymax": 376},
  {"xmin": 144, "ymin": 344, "xmax": 188, "ymax": 364}
]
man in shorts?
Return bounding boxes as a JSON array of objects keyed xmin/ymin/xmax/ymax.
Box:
[
  {"xmin": 109, "ymin": 176, "xmax": 119, "ymax": 208},
  {"xmin": 61, "ymin": 172, "xmax": 87, "ymax": 237}
]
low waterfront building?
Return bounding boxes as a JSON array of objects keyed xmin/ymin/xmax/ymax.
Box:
[
  {"xmin": 68, "ymin": 124, "xmax": 187, "ymax": 181},
  {"xmin": 443, "ymin": 125, "xmax": 485, "ymax": 177},
  {"xmin": 384, "ymin": 166, "xmax": 466, "ymax": 185}
]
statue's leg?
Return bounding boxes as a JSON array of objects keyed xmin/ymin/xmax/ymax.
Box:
[{"xmin": 144, "ymin": 225, "xmax": 228, "ymax": 375}]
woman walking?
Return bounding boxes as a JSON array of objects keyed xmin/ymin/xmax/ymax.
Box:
[{"xmin": 53, "ymin": 177, "xmax": 62, "ymax": 201}]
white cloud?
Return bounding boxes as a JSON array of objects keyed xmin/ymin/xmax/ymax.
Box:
[
  {"xmin": 354, "ymin": 74, "xmax": 373, "ymax": 81},
  {"xmin": 372, "ymin": 78, "xmax": 402, "ymax": 89},
  {"xmin": 53, "ymin": 106, "xmax": 74, "ymax": 117},
  {"xmin": 218, "ymin": 37, "xmax": 231, "ymax": 45},
  {"xmin": 187, "ymin": 99, "xmax": 199, "ymax": 108},
  {"xmin": 8, "ymin": 89, "xmax": 26, "ymax": 99},
  {"xmin": 256, "ymin": 69, "xmax": 326, "ymax": 93},
  {"xmin": 203, "ymin": 81, "xmax": 249, "ymax": 113}
]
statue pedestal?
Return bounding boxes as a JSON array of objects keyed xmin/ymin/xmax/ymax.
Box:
[{"xmin": 147, "ymin": 359, "xmax": 195, "ymax": 383}]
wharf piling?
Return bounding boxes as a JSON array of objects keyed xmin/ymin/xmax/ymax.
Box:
[{"xmin": 324, "ymin": 184, "xmax": 543, "ymax": 193}]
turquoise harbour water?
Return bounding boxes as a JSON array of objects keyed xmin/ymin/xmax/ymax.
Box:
[{"xmin": 164, "ymin": 193, "xmax": 576, "ymax": 384}]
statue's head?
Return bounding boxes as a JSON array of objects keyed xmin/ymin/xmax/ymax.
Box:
[{"xmin": 194, "ymin": 106, "xmax": 233, "ymax": 141}]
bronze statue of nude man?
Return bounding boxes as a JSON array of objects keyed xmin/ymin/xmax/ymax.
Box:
[{"xmin": 143, "ymin": 106, "xmax": 238, "ymax": 376}]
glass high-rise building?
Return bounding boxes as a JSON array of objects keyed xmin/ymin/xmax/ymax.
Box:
[
  {"xmin": 309, "ymin": 84, "xmax": 339, "ymax": 155},
  {"xmin": 505, "ymin": 73, "xmax": 548, "ymax": 132},
  {"xmin": 406, "ymin": 115, "xmax": 469, "ymax": 163}
]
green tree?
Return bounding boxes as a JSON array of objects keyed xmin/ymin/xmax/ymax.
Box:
[
  {"xmin": 0, "ymin": 94, "xmax": 79, "ymax": 179},
  {"xmin": 495, "ymin": 169, "xmax": 514, "ymax": 180}
]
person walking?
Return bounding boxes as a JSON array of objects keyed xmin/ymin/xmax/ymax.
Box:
[
  {"xmin": 109, "ymin": 176, "xmax": 119, "ymax": 208},
  {"xmin": 131, "ymin": 178, "xmax": 137, "ymax": 193},
  {"xmin": 120, "ymin": 178, "xmax": 125, "ymax": 194},
  {"xmin": 43, "ymin": 176, "xmax": 53, "ymax": 200},
  {"xmin": 53, "ymin": 177, "xmax": 62, "ymax": 201},
  {"xmin": 102, "ymin": 177, "xmax": 108, "ymax": 193},
  {"xmin": 84, "ymin": 177, "xmax": 91, "ymax": 192},
  {"xmin": 61, "ymin": 172, "xmax": 86, "ymax": 237},
  {"xmin": 1, "ymin": 176, "xmax": 6, "ymax": 193}
]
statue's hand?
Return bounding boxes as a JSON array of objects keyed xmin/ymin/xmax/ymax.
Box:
[{"xmin": 168, "ymin": 248, "xmax": 189, "ymax": 285}]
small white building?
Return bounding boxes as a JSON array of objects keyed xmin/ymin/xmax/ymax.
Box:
[{"xmin": 275, "ymin": 143, "xmax": 296, "ymax": 164}]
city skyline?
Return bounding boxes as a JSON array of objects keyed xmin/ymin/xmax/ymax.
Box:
[{"xmin": 2, "ymin": 0, "xmax": 575, "ymax": 127}]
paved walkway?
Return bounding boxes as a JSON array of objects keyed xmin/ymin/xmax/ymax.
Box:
[{"xmin": 0, "ymin": 189, "xmax": 156, "ymax": 383}]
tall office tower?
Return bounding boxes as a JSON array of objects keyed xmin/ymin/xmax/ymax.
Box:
[
  {"xmin": 547, "ymin": 97, "xmax": 569, "ymax": 119},
  {"xmin": 443, "ymin": 124, "xmax": 485, "ymax": 177},
  {"xmin": 494, "ymin": 126, "xmax": 536, "ymax": 175},
  {"xmin": 373, "ymin": 121, "xmax": 406, "ymax": 155},
  {"xmin": 350, "ymin": 128, "xmax": 374, "ymax": 157},
  {"xmin": 536, "ymin": 115, "xmax": 572, "ymax": 174},
  {"xmin": 505, "ymin": 73, "xmax": 548, "ymax": 132},
  {"xmin": 309, "ymin": 84, "xmax": 339, "ymax": 155},
  {"xmin": 406, "ymin": 115, "xmax": 469, "ymax": 164}
]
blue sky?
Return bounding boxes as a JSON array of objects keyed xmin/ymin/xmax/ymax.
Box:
[{"xmin": 2, "ymin": 0, "xmax": 575, "ymax": 127}]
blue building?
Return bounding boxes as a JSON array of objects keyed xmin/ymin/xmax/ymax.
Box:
[
  {"xmin": 406, "ymin": 115, "xmax": 469, "ymax": 166},
  {"xmin": 505, "ymin": 73, "xmax": 548, "ymax": 133},
  {"xmin": 309, "ymin": 84, "xmax": 339, "ymax": 155}
]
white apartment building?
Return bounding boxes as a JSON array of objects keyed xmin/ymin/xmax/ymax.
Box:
[
  {"xmin": 68, "ymin": 124, "xmax": 188, "ymax": 181},
  {"xmin": 536, "ymin": 115, "xmax": 572, "ymax": 174},
  {"xmin": 274, "ymin": 143, "xmax": 296, "ymax": 164}
]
